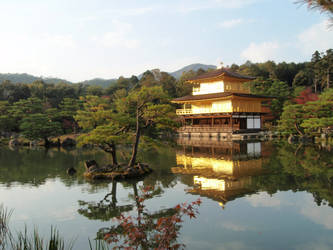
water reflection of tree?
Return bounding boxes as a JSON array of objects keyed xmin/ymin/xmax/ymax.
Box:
[
  {"xmin": 78, "ymin": 181, "xmax": 200, "ymax": 249},
  {"xmin": 0, "ymin": 144, "xmax": 178, "ymax": 190},
  {"xmin": 253, "ymin": 141, "xmax": 333, "ymax": 207},
  {"xmin": 138, "ymin": 144, "xmax": 178, "ymax": 188},
  {"xmin": 78, "ymin": 181, "xmax": 134, "ymax": 221},
  {"xmin": 0, "ymin": 147, "xmax": 109, "ymax": 187},
  {"xmin": 78, "ymin": 181, "xmax": 165, "ymax": 222}
]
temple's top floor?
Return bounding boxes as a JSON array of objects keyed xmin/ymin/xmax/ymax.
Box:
[
  {"xmin": 186, "ymin": 68, "xmax": 255, "ymax": 95},
  {"xmin": 187, "ymin": 68, "xmax": 255, "ymax": 83}
]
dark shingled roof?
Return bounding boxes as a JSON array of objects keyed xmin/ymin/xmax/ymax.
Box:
[
  {"xmin": 172, "ymin": 92, "xmax": 272, "ymax": 103},
  {"xmin": 187, "ymin": 68, "xmax": 255, "ymax": 82}
]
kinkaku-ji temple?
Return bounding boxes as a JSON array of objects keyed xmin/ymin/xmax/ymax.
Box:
[
  {"xmin": 172, "ymin": 139, "xmax": 271, "ymax": 208},
  {"xmin": 171, "ymin": 67, "xmax": 272, "ymax": 140}
]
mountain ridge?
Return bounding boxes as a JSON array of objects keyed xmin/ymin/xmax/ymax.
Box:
[
  {"xmin": 0, "ymin": 63, "xmax": 217, "ymax": 87},
  {"xmin": 169, "ymin": 63, "xmax": 217, "ymax": 79}
]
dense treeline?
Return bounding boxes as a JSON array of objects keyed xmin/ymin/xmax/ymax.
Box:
[
  {"xmin": 231, "ymin": 49, "xmax": 333, "ymax": 91},
  {"xmin": 230, "ymin": 49, "xmax": 333, "ymax": 132},
  {"xmin": 0, "ymin": 71, "xmax": 187, "ymax": 166},
  {"xmin": 0, "ymin": 49, "xmax": 332, "ymax": 145},
  {"xmin": 0, "ymin": 65, "xmax": 219, "ymax": 167}
]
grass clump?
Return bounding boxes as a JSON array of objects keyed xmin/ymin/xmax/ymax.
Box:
[{"xmin": 0, "ymin": 204, "xmax": 74, "ymax": 250}]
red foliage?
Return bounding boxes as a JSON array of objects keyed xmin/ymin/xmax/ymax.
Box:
[
  {"xmin": 102, "ymin": 186, "xmax": 201, "ymax": 249},
  {"xmin": 294, "ymin": 88, "xmax": 318, "ymax": 104}
]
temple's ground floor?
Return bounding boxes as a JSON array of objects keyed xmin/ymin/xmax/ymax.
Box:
[{"xmin": 178, "ymin": 113, "xmax": 268, "ymax": 140}]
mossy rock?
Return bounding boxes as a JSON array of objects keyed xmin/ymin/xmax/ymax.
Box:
[{"xmin": 84, "ymin": 162, "xmax": 152, "ymax": 180}]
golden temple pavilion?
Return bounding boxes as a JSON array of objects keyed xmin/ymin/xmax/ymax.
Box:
[{"xmin": 171, "ymin": 67, "xmax": 271, "ymax": 139}]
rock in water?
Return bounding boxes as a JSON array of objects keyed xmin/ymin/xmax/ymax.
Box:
[
  {"xmin": 84, "ymin": 160, "xmax": 99, "ymax": 171},
  {"xmin": 67, "ymin": 167, "xmax": 77, "ymax": 175}
]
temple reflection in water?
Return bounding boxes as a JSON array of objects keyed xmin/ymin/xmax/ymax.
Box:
[{"xmin": 173, "ymin": 138, "xmax": 270, "ymax": 208}]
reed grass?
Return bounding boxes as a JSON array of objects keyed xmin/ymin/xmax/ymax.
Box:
[
  {"xmin": 0, "ymin": 204, "xmax": 13, "ymax": 250},
  {"xmin": 88, "ymin": 239, "xmax": 110, "ymax": 250},
  {"xmin": 1, "ymin": 204, "xmax": 76, "ymax": 250}
]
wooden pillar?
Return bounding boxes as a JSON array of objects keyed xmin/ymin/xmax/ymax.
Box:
[
  {"xmin": 231, "ymin": 115, "xmax": 233, "ymax": 132},
  {"xmin": 211, "ymin": 117, "xmax": 214, "ymax": 127}
]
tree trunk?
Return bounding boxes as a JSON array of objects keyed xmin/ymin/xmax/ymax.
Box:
[
  {"xmin": 133, "ymin": 183, "xmax": 139, "ymax": 207},
  {"xmin": 73, "ymin": 121, "xmax": 79, "ymax": 134},
  {"xmin": 327, "ymin": 68, "xmax": 330, "ymax": 89},
  {"xmin": 128, "ymin": 109, "xmax": 141, "ymax": 167},
  {"xmin": 44, "ymin": 137, "xmax": 50, "ymax": 148},
  {"xmin": 314, "ymin": 78, "xmax": 317, "ymax": 93},
  {"xmin": 110, "ymin": 143, "xmax": 118, "ymax": 166},
  {"xmin": 294, "ymin": 122, "xmax": 304, "ymax": 136},
  {"xmin": 132, "ymin": 183, "xmax": 148, "ymax": 249},
  {"xmin": 100, "ymin": 142, "xmax": 118, "ymax": 166},
  {"xmin": 111, "ymin": 180, "xmax": 117, "ymax": 208}
]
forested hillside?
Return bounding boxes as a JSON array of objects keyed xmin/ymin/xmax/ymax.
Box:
[
  {"xmin": 0, "ymin": 73, "xmax": 71, "ymax": 85},
  {"xmin": 79, "ymin": 78, "xmax": 117, "ymax": 88},
  {"xmin": 169, "ymin": 63, "xmax": 217, "ymax": 79}
]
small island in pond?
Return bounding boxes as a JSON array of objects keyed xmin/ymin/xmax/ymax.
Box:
[{"xmin": 84, "ymin": 160, "xmax": 152, "ymax": 180}]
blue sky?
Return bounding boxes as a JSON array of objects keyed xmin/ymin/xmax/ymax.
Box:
[{"xmin": 0, "ymin": 0, "xmax": 332, "ymax": 82}]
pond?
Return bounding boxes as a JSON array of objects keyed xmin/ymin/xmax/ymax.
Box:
[{"xmin": 0, "ymin": 139, "xmax": 333, "ymax": 249}]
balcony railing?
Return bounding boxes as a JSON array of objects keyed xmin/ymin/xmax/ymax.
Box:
[
  {"xmin": 176, "ymin": 108, "xmax": 218, "ymax": 115},
  {"xmin": 176, "ymin": 107, "xmax": 269, "ymax": 115},
  {"xmin": 176, "ymin": 109, "xmax": 193, "ymax": 115},
  {"xmin": 178, "ymin": 125, "xmax": 233, "ymax": 133}
]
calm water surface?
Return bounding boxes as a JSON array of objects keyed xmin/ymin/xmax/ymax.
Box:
[{"xmin": 0, "ymin": 139, "xmax": 333, "ymax": 250}]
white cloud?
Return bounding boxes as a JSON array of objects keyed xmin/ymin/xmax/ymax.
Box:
[
  {"xmin": 41, "ymin": 34, "xmax": 76, "ymax": 48},
  {"xmin": 240, "ymin": 20, "xmax": 333, "ymax": 63},
  {"xmin": 216, "ymin": 241, "xmax": 257, "ymax": 250},
  {"xmin": 219, "ymin": 19, "xmax": 243, "ymax": 28},
  {"xmin": 300, "ymin": 196, "xmax": 333, "ymax": 230},
  {"xmin": 298, "ymin": 20, "xmax": 333, "ymax": 56},
  {"xmin": 295, "ymin": 239, "xmax": 333, "ymax": 250},
  {"xmin": 99, "ymin": 32, "xmax": 139, "ymax": 49},
  {"xmin": 108, "ymin": 7, "xmax": 154, "ymax": 17},
  {"xmin": 94, "ymin": 20, "xmax": 139, "ymax": 49},
  {"xmin": 222, "ymin": 221, "xmax": 249, "ymax": 231},
  {"xmin": 51, "ymin": 206, "xmax": 76, "ymax": 221},
  {"xmin": 0, "ymin": 32, "xmax": 78, "ymax": 78},
  {"xmin": 77, "ymin": 7, "xmax": 154, "ymax": 26},
  {"xmin": 241, "ymin": 41, "xmax": 281, "ymax": 62},
  {"xmin": 246, "ymin": 192, "xmax": 281, "ymax": 207},
  {"xmin": 214, "ymin": 0, "xmax": 260, "ymax": 9},
  {"xmin": 176, "ymin": 0, "xmax": 260, "ymax": 13}
]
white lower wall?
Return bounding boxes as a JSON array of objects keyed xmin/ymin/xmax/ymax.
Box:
[{"xmin": 246, "ymin": 117, "xmax": 261, "ymax": 129}]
